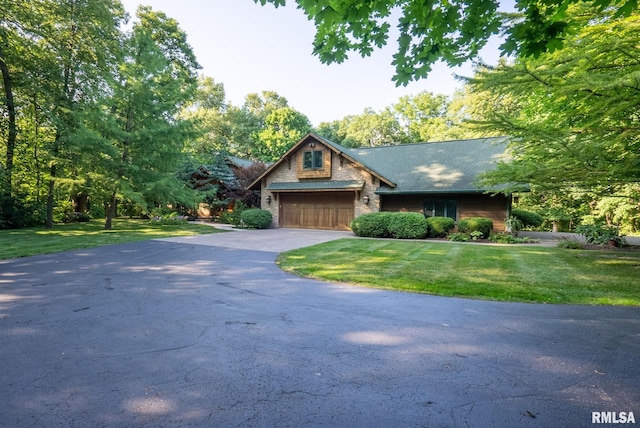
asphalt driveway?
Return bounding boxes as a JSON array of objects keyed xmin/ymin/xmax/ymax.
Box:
[{"xmin": 0, "ymin": 229, "xmax": 638, "ymax": 427}]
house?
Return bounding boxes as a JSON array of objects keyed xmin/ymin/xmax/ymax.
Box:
[{"xmin": 249, "ymin": 133, "xmax": 512, "ymax": 231}]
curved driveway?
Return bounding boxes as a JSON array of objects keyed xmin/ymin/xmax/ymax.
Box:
[{"xmin": 1, "ymin": 228, "xmax": 638, "ymax": 427}]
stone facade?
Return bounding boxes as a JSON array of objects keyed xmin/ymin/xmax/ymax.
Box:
[
  {"xmin": 259, "ymin": 142, "xmax": 378, "ymax": 228},
  {"xmin": 251, "ymin": 133, "xmax": 511, "ymax": 231}
]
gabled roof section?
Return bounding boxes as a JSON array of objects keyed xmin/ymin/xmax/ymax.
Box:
[
  {"xmin": 248, "ymin": 133, "xmax": 510, "ymax": 193},
  {"xmin": 225, "ymin": 156, "xmax": 255, "ymax": 169},
  {"xmin": 349, "ymin": 137, "xmax": 510, "ymax": 194},
  {"xmin": 248, "ymin": 133, "xmax": 395, "ymax": 190}
]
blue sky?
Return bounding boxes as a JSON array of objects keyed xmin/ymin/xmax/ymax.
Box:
[{"xmin": 120, "ymin": 0, "xmax": 505, "ymax": 126}]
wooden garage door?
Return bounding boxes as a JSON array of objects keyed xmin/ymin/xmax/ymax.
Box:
[{"xmin": 279, "ymin": 192, "xmax": 354, "ymax": 230}]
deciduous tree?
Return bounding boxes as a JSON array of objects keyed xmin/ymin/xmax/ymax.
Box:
[
  {"xmin": 181, "ymin": 75, "xmax": 230, "ymax": 163},
  {"xmin": 472, "ymin": 8, "xmax": 640, "ymax": 197},
  {"xmin": 255, "ymin": 0, "xmax": 637, "ymax": 85},
  {"xmin": 256, "ymin": 106, "xmax": 312, "ymax": 161},
  {"xmin": 101, "ymin": 6, "xmax": 201, "ymax": 229},
  {"xmin": 39, "ymin": 0, "xmax": 125, "ymax": 227}
]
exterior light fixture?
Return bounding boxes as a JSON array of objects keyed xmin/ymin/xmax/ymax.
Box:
[
  {"xmin": 363, "ymin": 195, "xmax": 369, "ymax": 205},
  {"xmin": 266, "ymin": 195, "xmax": 272, "ymax": 204}
]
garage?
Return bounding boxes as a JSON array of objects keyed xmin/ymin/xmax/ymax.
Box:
[
  {"xmin": 250, "ymin": 133, "xmax": 511, "ymax": 232},
  {"xmin": 279, "ymin": 192, "xmax": 354, "ymax": 230}
]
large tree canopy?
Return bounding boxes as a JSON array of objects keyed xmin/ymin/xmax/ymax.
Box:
[
  {"xmin": 470, "ymin": 8, "xmax": 640, "ymax": 197},
  {"xmin": 254, "ymin": 0, "xmax": 638, "ymax": 85},
  {"xmin": 100, "ymin": 6, "xmax": 201, "ymax": 229}
]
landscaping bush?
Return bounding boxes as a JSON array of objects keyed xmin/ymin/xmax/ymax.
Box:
[
  {"xmin": 470, "ymin": 230, "xmax": 484, "ymax": 240},
  {"xmin": 220, "ymin": 200, "xmax": 249, "ymax": 226},
  {"xmin": 457, "ymin": 217, "xmax": 494, "ymax": 238},
  {"xmin": 448, "ymin": 232, "xmax": 470, "ymax": 242},
  {"xmin": 575, "ymin": 223, "xmax": 626, "ymax": 246},
  {"xmin": 504, "ymin": 216, "xmax": 524, "ymax": 237},
  {"xmin": 240, "ymin": 209, "xmax": 272, "ymax": 229},
  {"xmin": 426, "ymin": 216, "xmax": 455, "ymax": 238},
  {"xmin": 150, "ymin": 212, "xmax": 189, "ymax": 225},
  {"xmin": 488, "ymin": 233, "xmax": 539, "ymax": 244},
  {"xmin": 557, "ymin": 239, "xmax": 583, "ymax": 249},
  {"xmin": 387, "ymin": 212, "xmax": 428, "ymax": 239},
  {"xmin": 512, "ymin": 209, "xmax": 544, "ymax": 229},
  {"xmin": 350, "ymin": 212, "xmax": 394, "ymax": 238}
]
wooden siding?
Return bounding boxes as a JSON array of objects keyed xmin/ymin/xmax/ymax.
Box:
[
  {"xmin": 380, "ymin": 195, "xmax": 424, "ymax": 213},
  {"xmin": 279, "ymin": 192, "xmax": 354, "ymax": 230},
  {"xmin": 381, "ymin": 193, "xmax": 509, "ymax": 231},
  {"xmin": 296, "ymin": 147, "xmax": 332, "ymax": 179},
  {"xmin": 458, "ymin": 194, "xmax": 509, "ymax": 231}
]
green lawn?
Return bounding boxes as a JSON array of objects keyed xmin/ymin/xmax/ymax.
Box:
[
  {"xmin": 278, "ymin": 239, "xmax": 640, "ymax": 306},
  {"xmin": 0, "ymin": 219, "xmax": 223, "ymax": 259}
]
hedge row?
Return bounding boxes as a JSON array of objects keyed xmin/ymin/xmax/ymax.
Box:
[
  {"xmin": 350, "ymin": 212, "xmax": 430, "ymax": 239},
  {"xmin": 511, "ymin": 209, "xmax": 544, "ymax": 228},
  {"xmin": 351, "ymin": 213, "xmax": 494, "ymax": 240},
  {"xmin": 388, "ymin": 213, "xmax": 429, "ymax": 239}
]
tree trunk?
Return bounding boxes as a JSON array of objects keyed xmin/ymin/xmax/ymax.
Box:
[
  {"xmin": 45, "ymin": 164, "xmax": 56, "ymax": 229},
  {"xmin": 0, "ymin": 42, "xmax": 17, "ymax": 199},
  {"xmin": 73, "ymin": 192, "xmax": 89, "ymax": 213},
  {"xmin": 105, "ymin": 193, "xmax": 117, "ymax": 230},
  {"xmin": 45, "ymin": 131, "xmax": 62, "ymax": 229}
]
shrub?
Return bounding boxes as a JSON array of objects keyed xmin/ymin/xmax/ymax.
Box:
[
  {"xmin": 0, "ymin": 193, "xmax": 45, "ymax": 229},
  {"xmin": 240, "ymin": 209, "xmax": 272, "ymax": 229},
  {"xmin": 220, "ymin": 200, "xmax": 249, "ymax": 226},
  {"xmin": 448, "ymin": 232, "xmax": 470, "ymax": 242},
  {"xmin": 458, "ymin": 217, "xmax": 494, "ymax": 238},
  {"xmin": 511, "ymin": 209, "xmax": 544, "ymax": 228},
  {"xmin": 488, "ymin": 233, "xmax": 539, "ymax": 244},
  {"xmin": 426, "ymin": 216, "xmax": 455, "ymax": 238},
  {"xmin": 504, "ymin": 216, "xmax": 524, "ymax": 237},
  {"xmin": 575, "ymin": 223, "xmax": 626, "ymax": 246},
  {"xmin": 387, "ymin": 212, "xmax": 428, "ymax": 239},
  {"xmin": 470, "ymin": 230, "xmax": 484, "ymax": 240},
  {"xmin": 557, "ymin": 239, "xmax": 583, "ymax": 249},
  {"xmin": 63, "ymin": 212, "xmax": 91, "ymax": 223},
  {"xmin": 150, "ymin": 212, "xmax": 189, "ymax": 225},
  {"xmin": 350, "ymin": 212, "xmax": 393, "ymax": 238}
]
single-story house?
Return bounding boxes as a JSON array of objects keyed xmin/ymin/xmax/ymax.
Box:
[{"xmin": 249, "ymin": 133, "xmax": 512, "ymax": 231}]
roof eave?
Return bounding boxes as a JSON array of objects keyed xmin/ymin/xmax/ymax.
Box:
[
  {"xmin": 247, "ymin": 133, "xmax": 317, "ymax": 190},
  {"xmin": 248, "ymin": 133, "xmax": 396, "ymax": 190},
  {"xmin": 375, "ymin": 188, "xmax": 501, "ymax": 195}
]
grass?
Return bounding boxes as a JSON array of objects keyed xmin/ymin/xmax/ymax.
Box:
[
  {"xmin": 277, "ymin": 238, "xmax": 640, "ymax": 306},
  {"xmin": 0, "ymin": 219, "xmax": 224, "ymax": 259}
]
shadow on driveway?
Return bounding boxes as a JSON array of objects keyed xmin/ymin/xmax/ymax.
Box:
[{"xmin": 0, "ymin": 233, "xmax": 638, "ymax": 427}]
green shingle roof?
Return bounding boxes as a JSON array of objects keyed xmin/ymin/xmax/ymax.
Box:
[
  {"xmin": 341, "ymin": 137, "xmax": 510, "ymax": 194},
  {"xmin": 248, "ymin": 133, "xmax": 510, "ymax": 193},
  {"xmin": 226, "ymin": 156, "xmax": 256, "ymax": 168}
]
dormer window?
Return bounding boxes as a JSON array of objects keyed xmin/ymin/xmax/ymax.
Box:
[
  {"xmin": 297, "ymin": 144, "xmax": 331, "ymax": 178},
  {"xmin": 303, "ymin": 150, "xmax": 323, "ymax": 170}
]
